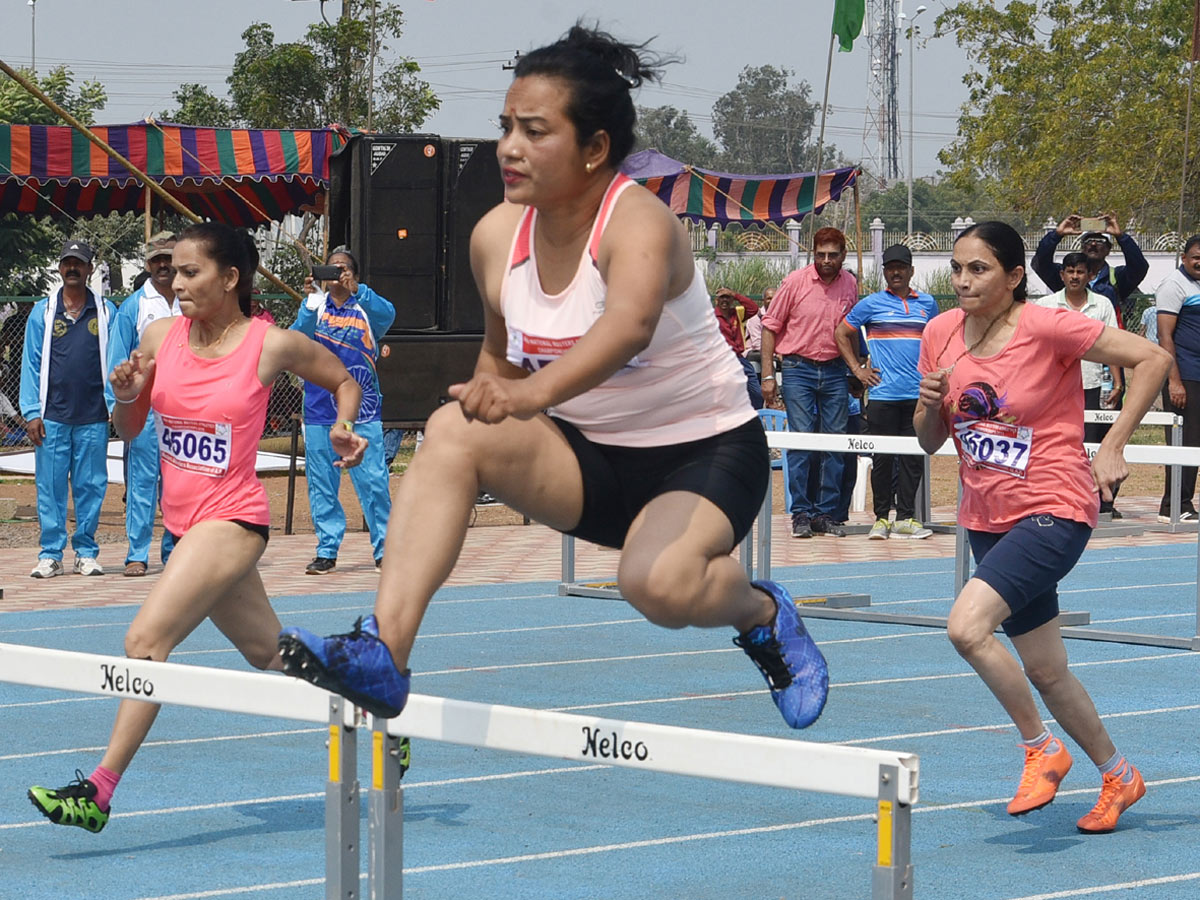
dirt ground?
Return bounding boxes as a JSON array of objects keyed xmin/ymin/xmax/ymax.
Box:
[{"xmin": 0, "ymin": 452, "xmax": 1170, "ymax": 552}]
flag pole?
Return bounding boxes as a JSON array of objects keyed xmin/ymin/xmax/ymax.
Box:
[{"xmin": 805, "ymin": 30, "xmax": 837, "ymax": 265}]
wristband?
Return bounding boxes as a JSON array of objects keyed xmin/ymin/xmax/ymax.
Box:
[
  {"xmin": 114, "ymin": 395, "xmax": 140, "ymax": 405},
  {"xmin": 338, "ymin": 420, "xmax": 354, "ymax": 432},
  {"xmin": 761, "ymin": 375, "xmax": 776, "ymax": 382}
]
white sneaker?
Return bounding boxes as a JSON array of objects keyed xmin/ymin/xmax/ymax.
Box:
[
  {"xmin": 891, "ymin": 518, "xmax": 933, "ymax": 539},
  {"xmin": 73, "ymin": 557, "xmax": 104, "ymax": 576},
  {"xmin": 1157, "ymin": 511, "xmax": 1198, "ymax": 524},
  {"xmin": 30, "ymin": 559, "xmax": 63, "ymax": 579},
  {"xmin": 868, "ymin": 518, "xmax": 891, "ymax": 540}
]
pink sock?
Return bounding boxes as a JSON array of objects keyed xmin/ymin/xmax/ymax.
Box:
[{"xmin": 88, "ymin": 765, "xmax": 121, "ymax": 812}]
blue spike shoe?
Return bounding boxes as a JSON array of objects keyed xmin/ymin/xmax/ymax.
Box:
[
  {"xmin": 278, "ymin": 615, "xmax": 411, "ymax": 718},
  {"xmin": 734, "ymin": 580, "xmax": 829, "ymax": 728}
]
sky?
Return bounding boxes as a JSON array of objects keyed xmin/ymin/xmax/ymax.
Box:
[{"xmin": 0, "ymin": 0, "xmax": 972, "ymax": 183}]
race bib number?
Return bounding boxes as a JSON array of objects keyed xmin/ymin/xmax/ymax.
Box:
[
  {"xmin": 506, "ymin": 327, "xmax": 645, "ymax": 374},
  {"xmin": 954, "ymin": 419, "xmax": 1032, "ymax": 479},
  {"xmin": 157, "ymin": 415, "xmax": 231, "ymax": 477}
]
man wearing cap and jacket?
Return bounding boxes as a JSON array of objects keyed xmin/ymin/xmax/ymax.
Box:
[
  {"xmin": 106, "ymin": 233, "xmax": 180, "ymax": 576},
  {"xmin": 836, "ymin": 244, "xmax": 939, "ymax": 540},
  {"xmin": 1031, "ymin": 213, "xmax": 1148, "ymax": 328},
  {"xmin": 20, "ymin": 240, "xmax": 118, "ymax": 578}
]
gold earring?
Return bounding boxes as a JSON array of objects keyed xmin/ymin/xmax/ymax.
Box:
[{"xmin": 585, "ymin": 163, "xmax": 593, "ymax": 173}]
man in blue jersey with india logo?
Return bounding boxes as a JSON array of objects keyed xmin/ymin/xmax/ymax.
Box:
[
  {"xmin": 292, "ymin": 248, "xmax": 396, "ymax": 573},
  {"xmin": 836, "ymin": 244, "xmax": 939, "ymax": 539}
]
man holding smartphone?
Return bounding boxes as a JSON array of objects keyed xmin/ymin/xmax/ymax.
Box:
[{"xmin": 1031, "ymin": 212, "xmax": 1148, "ymax": 329}]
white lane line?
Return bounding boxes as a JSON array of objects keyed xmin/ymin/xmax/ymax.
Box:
[
  {"xmin": 137, "ymin": 878, "xmax": 325, "ymax": 899},
  {"xmin": 1060, "ymin": 581, "xmax": 1195, "ymax": 594},
  {"xmin": 0, "ymin": 728, "xmax": 322, "ymax": 762},
  {"xmin": 1005, "ymin": 872, "xmax": 1200, "ymax": 900},
  {"xmin": 1090, "ymin": 613, "xmax": 1192, "ymax": 624},
  {"xmin": 3, "ymin": 764, "xmax": 607, "ymax": 831},
  {"xmin": 129, "ymin": 774, "xmax": 1200, "ymax": 896}
]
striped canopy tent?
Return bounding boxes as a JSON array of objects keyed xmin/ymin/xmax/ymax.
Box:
[
  {"xmin": 621, "ymin": 149, "xmax": 860, "ymax": 227},
  {"xmin": 0, "ymin": 121, "xmax": 348, "ymax": 227}
]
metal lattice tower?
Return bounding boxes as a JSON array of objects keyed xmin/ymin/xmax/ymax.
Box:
[{"xmin": 862, "ymin": 0, "xmax": 901, "ymax": 186}]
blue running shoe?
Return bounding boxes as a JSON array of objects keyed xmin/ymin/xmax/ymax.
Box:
[
  {"xmin": 734, "ymin": 580, "xmax": 829, "ymax": 728},
  {"xmin": 278, "ymin": 615, "xmax": 411, "ymax": 718}
]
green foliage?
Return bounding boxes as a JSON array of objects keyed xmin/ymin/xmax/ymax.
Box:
[
  {"xmin": 860, "ymin": 177, "xmax": 1007, "ymax": 232},
  {"xmin": 0, "ymin": 66, "xmax": 106, "ymax": 126},
  {"xmin": 163, "ymin": 84, "xmax": 234, "ymax": 127},
  {"xmin": 635, "ymin": 106, "xmax": 720, "ymax": 167},
  {"xmin": 705, "ymin": 256, "xmax": 792, "ymax": 297},
  {"xmin": 711, "ymin": 65, "xmax": 837, "ymax": 173},
  {"xmin": 0, "ymin": 215, "xmax": 60, "ymax": 295},
  {"xmin": 225, "ymin": 4, "xmax": 438, "ymax": 131},
  {"xmin": 916, "ymin": 266, "xmax": 956, "ymax": 300},
  {"xmin": 936, "ymin": 0, "xmax": 1195, "ymax": 228}
]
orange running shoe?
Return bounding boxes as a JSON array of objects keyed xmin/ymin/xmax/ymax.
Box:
[
  {"xmin": 1076, "ymin": 765, "xmax": 1145, "ymax": 834},
  {"xmin": 1007, "ymin": 737, "xmax": 1073, "ymax": 816}
]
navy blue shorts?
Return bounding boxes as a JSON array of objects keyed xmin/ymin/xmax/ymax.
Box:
[
  {"xmin": 967, "ymin": 514, "xmax": 1092, "ymax": 637},
  {"xmin": 550, "ymin": 416, "xmax": 769, "ymax": 550}
]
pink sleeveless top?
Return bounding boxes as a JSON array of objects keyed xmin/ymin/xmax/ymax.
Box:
[
  {"xmin": 500, "ymin": 174, "xmax": 753, "ymax": 447},
  {"xmin": 151, "ymin": 316, "xmax": 272, "ymax": 535}
]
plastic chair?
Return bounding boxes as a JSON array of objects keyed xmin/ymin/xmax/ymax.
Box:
[{"xmin": 757, "ymin": 408, "xmax": 793, "ymax": 513}]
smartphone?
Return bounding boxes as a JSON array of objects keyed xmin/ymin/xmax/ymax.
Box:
[
  {"xmin": 1079, "ymin": 216, "xmax": 1106, "ymax": 234},
  {"xmin": 311, "ymin": 264, "xmax": 341, "ymax": 281}
]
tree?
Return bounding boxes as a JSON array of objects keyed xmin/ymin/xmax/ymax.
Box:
[
  {"xmin": 710, "ymin": 65, "xmax": 833, "ymax": 174},
  {"xmin": 860, "ymin": 176, "xmax": 1011, "ymax": 233},
  {"xmin": 0, "ymin": 65, "xmax": 106, "ymax": 126},
  {"xmin": 635, "ymin": 105, "xmax": 720, "ymax": 167},
  {"xmin": 162, "ymin": 84, "xmax": 234, "ymax": 128},
  {"xmin": 225, "ymin": 4, "xmax": 438, "ymax": 131},
  {"xmin": 936, "ymin": 0, "xmax": 1194, "ymax": 228}
]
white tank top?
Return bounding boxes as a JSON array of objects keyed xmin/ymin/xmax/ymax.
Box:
[{"xmin": 501, "ymin": 174, "xmax": 754, "ymax": 447}]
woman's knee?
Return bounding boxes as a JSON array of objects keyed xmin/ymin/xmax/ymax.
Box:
[
  {"xmin": 124, "ymin": 627, "xmax": 171, "ymax": 662},
  {"xmin": 240, "ymin": 642, "xmax": 282, "ymax": 671},
  {"xmin": 617, "ymin": 563, "xmax": 698, "ymax": 630},
  {"xmin": 946, "ymin": 610, "xmax": 991, "ymax": 659},
  {"xmin": 1022, "ymin": 657, "xmax": 1068, "ymax": 694}
]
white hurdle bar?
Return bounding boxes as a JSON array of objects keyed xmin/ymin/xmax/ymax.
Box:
[{"xmin": 0, "ymin": 642, "xmax": 919, "ymax": 900}]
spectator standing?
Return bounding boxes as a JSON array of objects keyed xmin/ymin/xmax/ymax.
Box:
[
  {"xmin": 292, "ymin": 249, "xmax": 396, "ymax": 573},
  {"xmin": 837, "ymin": 244, "xmax": 938, "ymax": 539},
  {"xmin": 1035, "ymin": 252, "xmax": 1124, "ymax": 516},
  {"xmin": 19, "ymin": 240, "xmax": 117, "ymax": 577},
  {"xmin": 249, "ymin": 294, "xmax": 276, "ymax": 326},
  {"xmin": 713, "ymin": 287, "xmax": 762, "ymax": 409},
  {"xmin": 1154, "ymin": 235, "xmax": 1200, "ymax": 523},
  {"xmin": 760, "ymin": 227, "xmax": 858, "ymax": 537},
  {"xmin": 1031, "ymin": 213, "xmax": 1148, "ymax": 328},
  {"xmin": 107, "ymin": 233, "xmax": 180, "ymax": 576}
]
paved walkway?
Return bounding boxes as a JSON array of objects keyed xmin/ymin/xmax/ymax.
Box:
[{"xmin": 1, "ymin": 496, "xmax": 1194, "ymax": 614}]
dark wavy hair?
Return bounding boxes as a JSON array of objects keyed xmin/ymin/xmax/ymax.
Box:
[
  {"xmin": 513, "ymin": 23, "xmax": 669, "ymax": 167},
  {"xmin": 178, "ymin": 222, "xmax": 260, "ymax": 316},
  {"xmin": 956, "ymin": 221, "xmax": 1028, "ymax": 302},
  {"xmin": 1061, "ymin": 251, "xmax": 1088, "ymax": 270}
]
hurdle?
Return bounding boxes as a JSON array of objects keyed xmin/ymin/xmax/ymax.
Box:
[{"xmin": 0, "ymin": 642, "xmax": 920, "ymax": 899}]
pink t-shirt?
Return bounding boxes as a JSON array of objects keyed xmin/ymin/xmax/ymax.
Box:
[
  {"xmin": 152, "ymin": 316, "xmax": 272, "ymax": 536},
  {"xmin": 917, "ymin": 303, "xmax": 1105, "ymax": 531},
  {"xmin": 760, "ymin": 265, "xmax": 857, "ymax": 359}
]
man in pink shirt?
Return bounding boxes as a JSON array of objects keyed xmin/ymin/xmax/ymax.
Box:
[{"xmin": 760, "ymin": 227, "xmax": 858, "ymax": 537}]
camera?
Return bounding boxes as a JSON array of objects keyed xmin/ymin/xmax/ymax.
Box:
[{"xmin": 311, "ymin": 264, "xmax": 342, "ymax": 281}]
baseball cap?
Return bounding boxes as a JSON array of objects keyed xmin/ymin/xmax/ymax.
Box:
[
  {"xmin": 59, "ymin": 240, "xmax": 95, "ymax": 264},
  {"xmin": 881, "ymin": 244, "xmax": 913, "ymax": 265},
  {"xmin": 145, "ymin": 231, "xmax": 176, "ymax": 263},
  {"xmin": 1081, "ymin": 232, "xmax": 1111, "ymax": 246}
]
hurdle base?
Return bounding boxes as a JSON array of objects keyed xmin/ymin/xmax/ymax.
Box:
[
  {"xmin": 1058, "ymin": 627, "xmax": 1200, "ymax": 651},
  {"xmin": 793, "ymin": 592, "xmax": 871, "ymax": 609},
  {"xmin": 873, "ymin": 864, "xmax": 914, "ymax": 900},
  {"xmin": 559, "ymin": 581, "xmax": 622, "ymax": 599}
]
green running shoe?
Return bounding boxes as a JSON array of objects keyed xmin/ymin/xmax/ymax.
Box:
[
  {"xmin": 398, "ymin": 736, "xmax": 412, "ymax": 779},
  {"xmin": 28, "ymin": 770, "xmax": 110, "ymax": 833}
]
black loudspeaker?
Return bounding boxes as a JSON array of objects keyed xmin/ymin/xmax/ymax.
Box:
[
  {"xmin": 347, "ymin": 135, "xmax": 444, "ymax": 331},
  {"xmin": 440, "ymin": 139, "xmax": 503, "ymax": 333},
  {"xmin": 376, "ymin": 334, "xmax": 483, "ymax": 426}
]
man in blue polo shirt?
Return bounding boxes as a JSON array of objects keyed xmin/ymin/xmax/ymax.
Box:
[
  {"xmin": 20, "ymin": 240, "xmax": 118, "ymax": 577},
  {"xmin": 1155, "ymin": 234, "xmax": 1200, "ymax": 523},
  {"xmin": 836, "ymin": 244, "xmax": 939, "ymax": 539}
]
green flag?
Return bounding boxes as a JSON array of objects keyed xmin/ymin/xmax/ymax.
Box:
[{"xmin": 832, "ymin": 0, "xmax": 865, "ymax": 52}]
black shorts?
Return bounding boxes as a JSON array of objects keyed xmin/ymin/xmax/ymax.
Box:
[
  {"xmin": 550, "ymin": 416, "xmax": 769, "ymax": 549},
  {"xmin": 167, "ymin": 519, "xmax": 270, "ymax": 546},
  {"xmin": 967, "ymin": 514, "xmax": 1092, "ymax": 637}
]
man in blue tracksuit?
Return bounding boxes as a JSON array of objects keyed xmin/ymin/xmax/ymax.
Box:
[
  {"xmin": 20, "ymin": 240, "xmax": 118, "ymax": 578},
  {"xmin": 107, "ymin": 233, "xmax": 180, "ymax": 576},
  {"xmin": 291, "ymin": 248, "xmax": 395, "ymax": 573}
]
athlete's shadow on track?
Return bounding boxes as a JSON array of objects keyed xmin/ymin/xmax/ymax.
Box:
[
  {"xmin": 50, "ymin": 799, "xmax": 473, "ymax": 860},
  {"xmin": 983, "ymin": 809, "xmax": 1199, "ymax": 855}
]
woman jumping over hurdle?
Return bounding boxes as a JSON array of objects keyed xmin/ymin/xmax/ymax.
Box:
[
  {"xmin": 915, "ymin": 220, "xmax": 1171, "ymax": 834},
  {"xmin": 27, "ymin": 222, "xmax": 368, "ymax": 833},
  {"xmin": 279, "ymin": 23, "xmax": 829, "ymax": 732}
]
